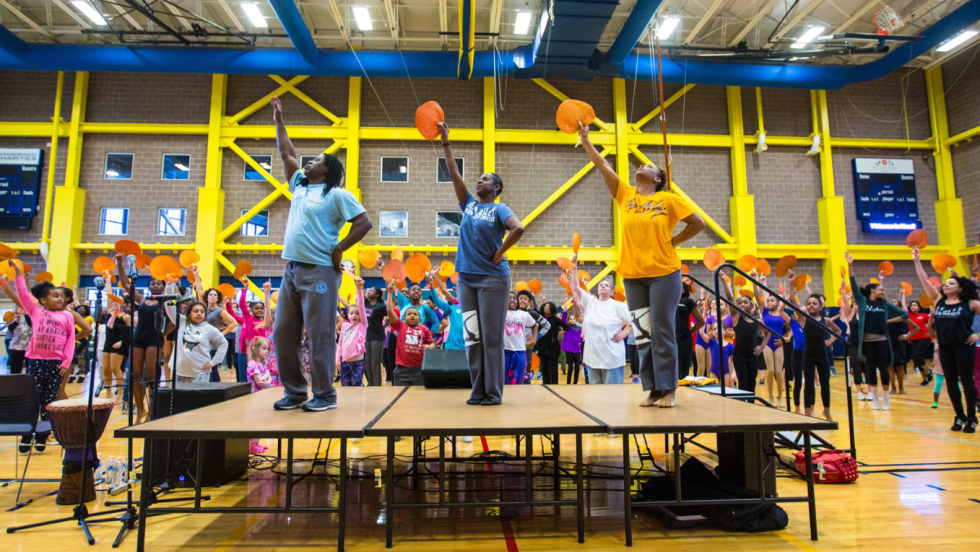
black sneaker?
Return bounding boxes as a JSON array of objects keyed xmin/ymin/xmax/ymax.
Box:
[
  {"xmin": 273, "ymin": 396, "xmax": 307, "ymax": 410},
  {"xmin": 19, "ymin": 435, "xmax": 31, "ymax": 454},
  {"xmin": 301, "ymin": 397, "xmax": 337, "ymax": 412},
  {"xmin": 965, "ymin": 418, "xmax": 978, "ymax": 434},
  {"xmin": 466, "ymin": 398, "xmax": 483, "ymax": 405},
  {"xmin": 480, "ymin": 398, "xmax": 501, "ymax": 406},
  {"xmin": 951, "ymin": 418, "xmax": 965, "ymax": 431}
]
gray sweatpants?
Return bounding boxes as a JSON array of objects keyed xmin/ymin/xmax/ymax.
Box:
[
  {"xmin": 274, "ymin": 261, "xmax": 339, "ymax": 403},
  {"xmin": 364, "ymin": 339, "xmax": 384, "ymax": 386},
  {"xmin": 624, "ymin": 271, "xmax": 683, "ymax": 392},
  {"xmin": 457, "ymin": 272, "xmax": 510, "ymax": 404}
]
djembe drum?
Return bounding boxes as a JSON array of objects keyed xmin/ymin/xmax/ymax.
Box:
[{"xmin": 46, "ymin": 398, "xmax": 115, "ymax": 505}]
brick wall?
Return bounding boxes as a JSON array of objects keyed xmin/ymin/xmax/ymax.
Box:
[
  {"xmin": 225, "ymin": 75, "xmax": 350, "ymax": 126},
  {"xmin": 495, "ymin": 76, "xmax": 614, "ymax": 131},
  {"xmin": 86, "ymin": 73, "xmax": 211, "ymax": 125},
  {"xmin": 952, "ymin": 140, "xmax": 980, "ymax": 247},
  {"xmin": 0, "ymin": 70, "xmax": 75, "ymax": 122},
  {"xmin": 746, "ymin": 146, "xmax": 822, "ymax": 244},
  {"xmin": 827, "ymin": 71, "xmax": 932, "ymax": 142},
  {"xmin": 741, "ymin": 87, "xmax": 812, "ymax": 137},
  {"xmin": 0, "ymin": 136, "xmax": 69, "ymax": 244},
  {"xmin": 626, "ymin": 81, "xmax": 729, "ymax": 135},
  {"xmin": 834, "ymin": 148, "xmax": 939, "ymax": 245},
  {"xmin": 943, "ymin": 42, "xmax": 980, "ymax": 250},
  {"xmin": 361, "ymin": 77, "xmax": 483, "ymax": 129}
]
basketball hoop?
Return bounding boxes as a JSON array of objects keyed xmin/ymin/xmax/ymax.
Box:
[{"xmin": 874, "ymin": 6, "xmax": 902, "ymax": 35}]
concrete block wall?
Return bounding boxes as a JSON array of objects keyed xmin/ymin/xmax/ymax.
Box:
[
  {"xmin": 226, "ymin": 75, "xmax": 349, "ymax": 126},
  {"xmin": 626, "ymin": 81, "xmax": 729, "ymax": 135},
  {"xmin": 746, "ymin": 146, "xmax": 822, "ymax": 244},
  {"xmin": 86, "ymin": 73, "xmax": 211, "ymax": 125},
  {"xmin": 827, "ymin": 71, "xmax": 932, "ymax": 141},
  {"xmin": 741, "ymin": 87, "xmax": 812, "ymax": 137},
  {"xmin": 943, "ymin": 42, "xmax": 980, "ymax": 250},
  {"xmin": 0, "ymin": 70, "xmax": 75, "ymax": 122}
]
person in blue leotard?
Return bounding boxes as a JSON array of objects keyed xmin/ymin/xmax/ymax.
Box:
[{"xmin": 760, "ymin": 273, "xmax": 791, "ymax": 407}]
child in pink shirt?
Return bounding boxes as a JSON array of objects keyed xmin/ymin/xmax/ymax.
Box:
[
  {"xmin": 227, "ymin": 278, "xmax": 277, "ymax": 377},
  {"xmin": 246, "ymin": 336, "xmax": 280, "ymax": 453},
  {"xmin": 4, "ymin": 263, "xmax": 75, "ymax": 440},
  {"xmin": 336, "ymin": 277, "xmax": 368, "ymax": 386}
]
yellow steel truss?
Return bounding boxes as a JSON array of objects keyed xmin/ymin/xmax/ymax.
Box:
[{"xmin": 2, "ymin": 72, "xmax": 969, "ymax": 302}]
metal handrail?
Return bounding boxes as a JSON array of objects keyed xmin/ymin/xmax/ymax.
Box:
[
  {"xmin": 711, "ymin": 263, "xmax": 857, "ymax": 459},
  {"xmin": 684, "ymin": 273, "xmax": 785, "ymax": 338}
]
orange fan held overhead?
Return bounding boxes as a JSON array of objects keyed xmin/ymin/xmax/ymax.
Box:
[
  {"xmin": 556, "ymin": 100, "xmax": 595, "ymax": 147},
  {"xmin": 415, "ymin": 101, "xmax": 445, "ymax": 140}
]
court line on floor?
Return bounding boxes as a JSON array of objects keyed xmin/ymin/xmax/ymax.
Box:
[
  {"xmin": 776, "ymin": 529, "xmax": 819, "ymax": 552},
  {"xmin": 830, "ymin": 413, "xmax": 980, "ymax": 447},
  {"xmin": 828, "ymin": 385, "xmax": 952, "ymax": 410}
]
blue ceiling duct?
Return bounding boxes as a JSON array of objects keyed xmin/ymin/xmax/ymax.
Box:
[
  {"xmin": 605, "ymin": 0, "xmax": 666, "ymax": 66},
  {"xmin": 515, "ymin": 0, "xmax": 619, "ymax": 80},
  {"xmin": 267, "ymin": 0, "xmax": 320, "ymax": 65},
  {"xmin": 613, "ymin": 0, "xmax": 980, "ymax": 89}
]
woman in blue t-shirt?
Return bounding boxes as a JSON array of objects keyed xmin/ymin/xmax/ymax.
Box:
[{"xmin": 438, "ymin": 121, "xmax": 524, "ymax": 406}]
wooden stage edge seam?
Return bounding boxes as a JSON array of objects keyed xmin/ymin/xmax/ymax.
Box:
[
  {"xmin": 542, "ymin": 384, "xmax": 612, "ymax": 430},
  {"xmin": 363, "ymin": 386, "xmax": 410, "ymax": 431}
]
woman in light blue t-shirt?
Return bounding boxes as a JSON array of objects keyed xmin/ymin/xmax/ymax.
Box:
[{"xmin": 438, "ymin": 120, "xmax": 524, "ymax": 406}]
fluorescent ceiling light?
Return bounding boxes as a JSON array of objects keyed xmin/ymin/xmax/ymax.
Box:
[
  {"xmin": 241, "ymin": 3, "xmax": 268, "ymax": 28},
  {"xmin": 353, "ymin": 7, "xmax": 373, "ymax": 31},
  {"xmin": 173, "ymin": 163, "xmax": 189, "ymax": 171},
  {"xmin": 656, "ymin": 17, "xmax": 680, "ymax": 40},
  {"xmin": 71, "ymin": 1, "xmax": 107, "ymax": 26},
  {"xmin": 937, "ymin": 29, "xmax": 978, "ymax": 52},
  {"xmin": 791, "ymin": 26, "xmax": 825, "ymax": 49},
  {"xmin": 514, "ymin": 11, "xmax": 532, "ymax": 35}
]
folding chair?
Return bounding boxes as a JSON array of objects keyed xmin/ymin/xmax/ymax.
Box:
[{"xmin": 0, "ymin": 374, "xmax": 51, "ymax": 505}]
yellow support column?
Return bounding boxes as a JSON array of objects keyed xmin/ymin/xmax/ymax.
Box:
[
  {"xmin": 483, "ymin": 77, "xmax": 495, "ymax": 173},
  {"xmin": 40, "ymin": 71, "xmax": 64, "ymax": 245},
  {"xmin": 48, "ymin": 72, "xmax": 88, "ymax": 284},
  {"xmin": 612, "ymin": 78, "xmax": 628, "ymax": 284},
  {"xmin": 342, "ymin": 77, "xmax": 362, "ymax": 267},
  {"xmin": 727, "ymin": 86, "xmax": 757, "ymax": 261},
  {"xmin": 926, "ymin": 67, "xmax": 967, "ymax": 273},
  {"xmin": 195, "ymin": 74, "xmax": 227, "ymax": 288},
  {"xmin": 813, "ymin": 90, "xmax": 848, "ymax": 301}
]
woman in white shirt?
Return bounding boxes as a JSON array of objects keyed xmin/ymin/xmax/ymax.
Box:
[{"xmin": 568, "ymin": 256, "xmax": 633, "ymax": 385}]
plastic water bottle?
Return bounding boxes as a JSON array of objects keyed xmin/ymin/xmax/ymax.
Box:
[
  {"xmin": 106, "ymin": 456, "xmax": 116, "ymax": 486},
  {"xmin": 118, "ymin": 458, "xmax": 128, "ymax": 485},
  {"xmin": 97, "ymin": 453, "xmax": 104, "ymax": 483}
]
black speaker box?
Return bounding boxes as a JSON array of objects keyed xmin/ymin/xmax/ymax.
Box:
[
  {"xmin": 421, "ymin": 348, "xmax": 472, "ymax": 388},
  {"xmin": 149, "ymin": 382, "xmax": 251, "ymax": 487}
]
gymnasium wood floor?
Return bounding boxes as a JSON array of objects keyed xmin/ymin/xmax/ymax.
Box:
[{"xmin": 2, "ymin": 363, "xmax": 978, "ymax": 551}]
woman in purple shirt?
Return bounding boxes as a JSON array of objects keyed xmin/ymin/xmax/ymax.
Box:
[{"xmin": 562, "ymin": 310, "xmax": 584, "ymax": 384}]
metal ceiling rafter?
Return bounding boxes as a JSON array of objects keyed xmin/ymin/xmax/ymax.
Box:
[
  {"xmin": 685, "ymin": 0, "xmax": 727, "ymax": 44},
  {"xmin": 108, "ymin": 1, "xmax": 145, "ymax": 31},
  {"xmin": 216, "ymin": 0, "xmax": 245, "ymax": 33},
  {"xmin": 488, "ymin": 0, "xmax": 502, "ymax": 47},
  {"xmin": 770, "ymin": 0, "xmax": 829, "ymax": 42},
  {"xmin": 381, "ymin": 0, "xmax": 399, "ymax": 48},
  {"xmin": 325, "ymin": 0, "xmax": 345, "ymax": 33},
  {"xmin": 161, "ymin": 0, "xmax": 193, "ymax": 30},
  {"xmin": 0, "ymin": 0, "xmax": 55, "ymax": 39},
  {"xmin": 119, "ymin": 0, "xmax": 190, "ymax": 44},
  {"xmin": 51, "ymin": 0, "xmax": 92, "ymax": 30},
  {"xmin": 728, "ymin": 0, "xmax": 781, "ymax": 46},
  {"xmin": 439, "ymin": 0, "xmax": 448, "ymax": 48},
  {"xmin": 832, "ymin": 0, "xmax": 880, "ymax": 34},
  {"xmin": 891, "ymin": 0, "xmax": 946, "ymax": 34}
]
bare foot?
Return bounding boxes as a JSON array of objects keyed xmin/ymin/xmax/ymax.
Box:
[
  {"xmin": 823, "ymin": 409, "xmax": 833, "ymax": 422},
  {"xmin": 658, "ymin": 390, "xmax": 677, "ymax": 408},
  {"xmin": 794, "ymin": 406, "xmax": 802, "ymax": 414},
  {"xmin": 640, "ymin": 390, "xmax": 665, "ymax": 407},
  {"xmin": 805, "ymin": 408, "xmax": 813, "ymax": 417}
]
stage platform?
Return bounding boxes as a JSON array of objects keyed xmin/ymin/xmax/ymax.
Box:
[{"xmin": 117, "ymin": 385, "xmax": 837, "ymax": 551}]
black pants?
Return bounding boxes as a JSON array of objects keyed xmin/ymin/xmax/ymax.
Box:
[
  {"xmin": 564, "ymin": 351, "xmax": 582, "ymax": 384},
  {"xmin": 627, "ymin": 344, "xmax": 638, "ymax": 377},
  {"xmin": 7, "ymin": 349, "xmax": 26, "ymax": 374},
  {"xmin": 848, "ymin": 341, "xmax": 865, "ymax": 385},
  {"xmin": 383, "ymin": 340, "xmax": 396, "ymax": 383},
  {"xmin": 938, "ymin": 342, "xmax": 978, "ymax": 421},
  {"xmin": 803, "ymin": 350, "xmax": 831, "ymax": 408},
  {"xmin": 731, "ymin": 348, "xmax": 758, "ymax": 394},
  {"xmin": 677, "ymin": 336, "xmax": 694, "ymax": 378},
  {"xmin": 792, "ymin": 349, "xmax": 805, "ymax": 406},
  {"xmin": 910, "ymin": 338, "xmax": 932, "ymax": 369},
  {"xmin": 863, "ymin": 340, "xmax": 890, "ymax": 386},
  {"xmin": 539, "ymin": 351, "xmax": 561, "ymax": 385}
]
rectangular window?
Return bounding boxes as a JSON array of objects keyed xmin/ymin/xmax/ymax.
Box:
[
  {"xmin": 436, "ymin": 211, "xmax": 463, "ymax": 238},
  {"xmin": 241, "ymin": 209, "xmax": 269, "ymax": 236},
  {"xmin": 105, "ymin": 153, "xmax": 134, "ymax": 179},
  {"xmin": 158, "ymin": 208, "xmax": 187, "ymax": 236},
  {"xmin": 244, "ymin": 155, "xmax": 273, "ymax": 181},
  {"xmin": 380, "ymin": 156, "xmax": 409, "ymax": 182},
  {"xmin": 300, "ymin": 155, "xmax": 318, "ymax": 168},
  {"xmin": 436, "ymin": 157, "xmax": 464, "ymax": 183},
  {"xmin": 379, "ymin": 210, "xmax": 408, "ymax": 238},
  {"xmin": 100, "ymin": 208, "xmax": 129, "ymax": 235},
  {"xmin": 162, "ymin": 154, "xmax": 191, "ymax": 180}
]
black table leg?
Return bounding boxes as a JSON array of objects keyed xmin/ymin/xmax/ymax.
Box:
[
  {"xmin": 525, "ymin": 433, "xmax": 533, "ymax": 505},
  {"xmin": 576, "ymin": 433, "xmax": 584, "ymax": 544},
  {"xmin": 804, "ymin": 431, "xmax": 818, "ymax": 540},
  {"xmin": 623, "ymin": 433, "xmax": 632, "ymax": 547},
  {"xmin": 194, "ymin": 439, "xmax": 204, "ymax": 509},
  {"xmin": 135, "ymin": 437, "xmax": 154, "ymax": 552},
  {"xmin": 553, "ymin": 434, "xmax": 561, "ymax": 495},
  {"xmin": 285, "ymin": 439, "xmax": 293, "ymax": 510},
  {"xmin": 673, "ymin": 434, "xmax": 682, "ymax": 503},
  {"xmin": 438, "ymin": 437, "xmax": 445, "ymax": 506},
  {"xmin": 386, "ymin": 435, "xmax": 394, "ymax": 548},
  {"xmin": 338, "ymin": 438, "xmax": 347, "ymax": 552}
]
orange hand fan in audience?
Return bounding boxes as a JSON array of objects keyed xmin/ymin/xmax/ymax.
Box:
[
  {"xmin": 558, "ymin": 274, "xmax": 572, "ymax": 295},
  {"xmin": 703, "ymin": 249, "xmax": 725, "ymax": 271},
  {"xmin": 931, "ymin": 254, "xmax": 957, "ymax": 274},
  {"xmin": 179, "ymin": 250, "xmax": 200, "ymax": 268},
  {"xmin": 359, "ymin": 250, "xmax": 382, "ymax": 270},
  {"xmin": 93, "ymin": 256, "xmax": 115, "ymax": 273},
  {"xmin": 515, "ymin": 281, "xmax": 529, "ymax": 291},
  {"xmin": 793, "ymin": 273, "xmax": 811, "ymax": 292},
  {"xmin": 0, "ymin": 243, "xmax": 16, "ymax": 260},
  {"xmin": 906, "ymin": 229, "xmax": 928, "ymax": 249},
  {"xmin": 879, "ymin": 261, "xmax": 894, "ymax": 276},
  {"xmin": 733, "ymin": 275, "xmax": 746, "ymax": 287},
  {"xmin": 187, "ymin": 270, "xmax": 195, "ymax": 284},
  {"xmin": 34, "ymin": 271, "xmax": 53, "ymax": 283},
  {"xmin": 415, "ymin": 101, "xmax": 445, "ymax": 140},
  {"xmin": 528, "ymin": 280, "xmax": 542, "ymax": 295},
  {"xmin": 136, "ymin": 253, "xmax": 152, "ymax": 270},
  {"xmin": 392, "ymin": 248, "xmax": 404, "ymax": 262},
  {"xmin": 405, "ymin": 254, "xmax": 432, "ymax": 283},
  {"xmin": 556, "ymin": 100, "xmax": 595, "ymax": 134},
  {"xmin": 439, "ymin": 261, "xmax": 455, "ymax": 281},
  {"xmin": 919, "ymin": 293, "xmax": 934, "ymax": 309},
  {"xmin": 929, "ymin": 275, "xmax": 942, "ymax": 289},
  {"xmin": 382, "ymin": 260, "xmax": 407, "ymax": 283},
  {"xmin": 149, "ymin": 256, "xmax": 182, "ymax": 281},
  {"xmin": 577, "ymin": 270, "xmax": 590, "ymax": 289},
  {"xmin": 557, "ymin": 257, "xmax": 573, "ymax": 271},
  {"xmin": 681, "ymin": 264, "xmax": 690, "ymax": 274},
  {"xmin": 739, "ymin": 289, "xmax": 754, "ymax": 299},
  {"xmin": 572, "ymin": 233, "xmax": 581, "ymax": 254},
  {"xmin": 775, "ymin": 255, "xmax": 798, "ymax": 278},
  {"xmin": 755, "ymin": 258, "xmax": 771, "ymax": 276},
  {"xmin": 840, "ymin": 266, "xmax": 846, "ymax": 278},
  {"xmin": 778, "ymin": 283, "xmax": 786, "ymax": 296},
  {"xmin": 115, "ymin": 240, "xmax": 141, "ymax": 256},
  {"xmin": 450, "ymin": 272, "xmax": 459, "ymax": 285},
  {"xmin": 901, "ymin": 281, "xmax": 914, "ymax": 295},
  {"xmin": 233, "ymin": 260, "xmax": 253, "ymax": 280},
  {"xmin": 218, "ymin": 283, "xmax": 237, "ymax": 299},
  {"xmin": 738, "ymin": 254, "xmax": 757, "ymax": 272}
]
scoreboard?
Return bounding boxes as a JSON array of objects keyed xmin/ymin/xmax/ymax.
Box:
[
  {"xmin": 852, "ymin": 158, "xmax": 920, "ymax": 232},
  {"xmin": 0, "ymin": 148, "xmax": 44, "ymax": 230}
]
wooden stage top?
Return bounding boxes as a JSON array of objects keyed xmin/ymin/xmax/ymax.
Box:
[
  {"xmin": 116, "ymin": 384, "xmax": 836, "ymax": 440},
  {"xmin": 549, "ymin": 385, "xmax": 838, "ymax": 433}
]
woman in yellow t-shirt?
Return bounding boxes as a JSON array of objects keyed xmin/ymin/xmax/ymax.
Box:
[{"xmin": 578, "ymin": 123, "xmax": 705, "ymax": 408}]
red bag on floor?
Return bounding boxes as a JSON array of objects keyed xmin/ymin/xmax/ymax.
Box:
[{"xmin": 793, "ymin": 449, "xmax": 859, "ymax": 483}]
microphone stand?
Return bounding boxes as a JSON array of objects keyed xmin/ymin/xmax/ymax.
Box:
[{"xmin": 7, "ymin": 284, "xmax": 132, "ymax": 544}]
